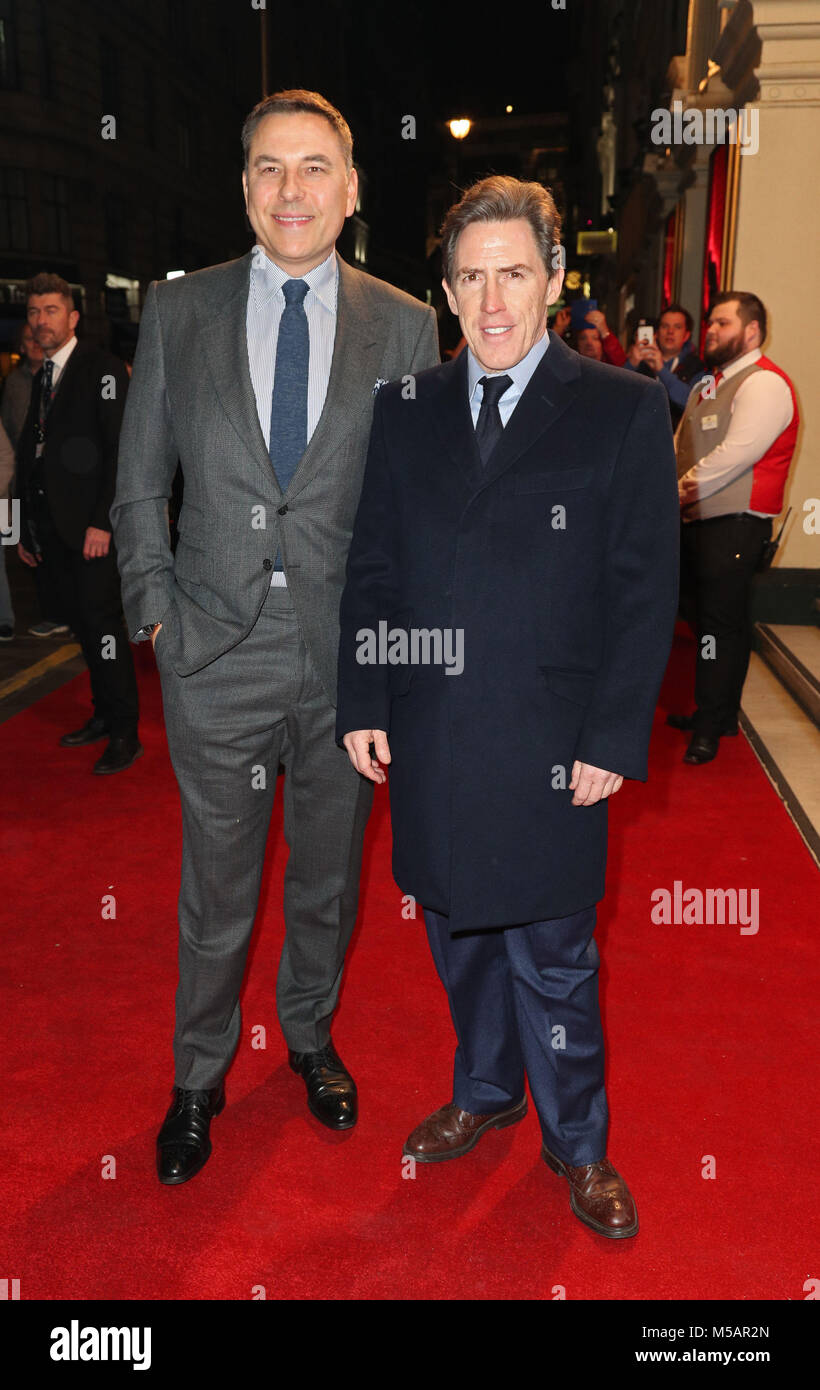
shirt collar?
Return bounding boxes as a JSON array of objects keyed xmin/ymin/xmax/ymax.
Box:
[
  {"xmin": 46, "ymin": 335, "xmax": 78, "ymax": 373},
  {"xmin": 719, "ymin": 346, "xmax": 762, "ymax": 382},
  {"xmin": 250, "ymin": 246, "xmax": 338, "ymax": 314},
  {"xmin": 663, "ymin": 338, "xmax": 693, "ymax": 371},
  {"xmin": 467, "ymin": 330, "xmax": 550, "ymax": 407}
]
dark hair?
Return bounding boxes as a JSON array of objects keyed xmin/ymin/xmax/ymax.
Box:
[
  {"xmin": 710, "ymin": 290, "xmax": 767, "ymax": 341},
  {"xmin": 25, "ymin": 271, "xmax": 74, "ymax": 305},
  {"xmin": 241, "ymin": 89, "xmax": 353, "ymax": 172},
  {"xmin": 440, "ymin": 175, "xmax": 562, "ymax": 287},
  {"xmin": 571, "ymin": 324, "xmax": 599, "ymax": 346},
  {"xmin": 660, "ymin": 302, "xmax": 693, "ymax": 335}
]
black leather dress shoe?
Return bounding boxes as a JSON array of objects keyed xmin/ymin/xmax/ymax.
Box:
[
  {"xmin": 683, "ymin": 733, "xmax": 720, "ymax": 764},
  {"xmin": 60, "ymin": 715, "xmax": 108, "ymax": 747},
  {"xmin": 157, "ymin": 1082, "xmax": 225, "ymax": 1185},
  {"xmin": 288, "ymin": 1041, "xmax": 357, "ymax": 1130},
  {"xmin": 93, "ymin": 736, "xmax": 144, "ymax": 775},
  {"xmin": 667, "ymin": 712, "xmax": 738, "ymax": 736}
]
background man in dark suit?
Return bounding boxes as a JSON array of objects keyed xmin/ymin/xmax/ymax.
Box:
[
  {"xmin": 111, "ymin": 90, "xmax": 439, "ymax": 1185},
  {"xmin": 16, "ymin": 273, "xmax": 139, "ymax": 773},
  {"xmin": 338, "ymin": 176, "xmax": 679, "ymax": 1239}
]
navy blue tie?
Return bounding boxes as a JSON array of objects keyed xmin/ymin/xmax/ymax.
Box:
[
  {"xmin": 475, "ymin": 373, "xmax": 512, "ymax": 466},
  {"xmin": 269, "ymin": 278, "xmax": 309, "ymax": 493}
]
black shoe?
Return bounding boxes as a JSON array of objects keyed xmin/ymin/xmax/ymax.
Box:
[
  {"xmin": 157, "ymin": 1082, "xmax": 226, "ymax": 1185},
  {"xmin": 60, "ymin": 715, "xmax": 109, "ymax": 747},
  {"xmin": 0, "ymin": 625, "xmax": 14, "ymax": 642},
  {"xmin": 93, "ymin": 736, "xmax": 143, "ymax": 774},
  {"xmin": 683, "ymin": 734, "xmax": 720, "ymax": 764},
  {"xmin": 667, "ymin": 712, "xmax": 738, "ymax": 736},
  {"xmin": 288, "ymin": 1041, "xmax": 357, "ymax": 1130}
]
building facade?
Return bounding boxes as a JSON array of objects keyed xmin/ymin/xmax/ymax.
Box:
[{"xmin": 596, "ymin": 0, "xmax": 818, "ymax": 583}]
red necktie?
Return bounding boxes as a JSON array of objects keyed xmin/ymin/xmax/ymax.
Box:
[{"xmin": 700, "ymin": 369, "xmax": 722, "ymax": 401}]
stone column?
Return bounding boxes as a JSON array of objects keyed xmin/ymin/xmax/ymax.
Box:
[
  {"xmin": 730, "ymin": 0, "xmax": 820, "ymax": 567},
  {"xmin": 678, "ymin": 146, "xmax": 713, "ymax": 341}
]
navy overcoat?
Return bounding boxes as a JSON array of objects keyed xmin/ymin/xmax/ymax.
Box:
[{"xmin": 336, "ymin": 331, "xmax": 679, "ymax": 931}]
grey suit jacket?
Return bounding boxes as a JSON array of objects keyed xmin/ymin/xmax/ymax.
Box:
[{"xmin": 110, "ymin": 250, "xmax": 439, "ymax": 701}]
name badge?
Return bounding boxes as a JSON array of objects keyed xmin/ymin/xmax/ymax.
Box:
[{"xmin": 701, "ymin": 414, "xmax": 718, "ymax": 431}]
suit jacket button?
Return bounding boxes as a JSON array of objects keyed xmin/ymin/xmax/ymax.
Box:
[
  {"xmin": 277, "ymin": 504, "xmax": 288, "ymax": 515},
  {"xmin": 263, "ymin": 559, "xmax": 272, "ymax": 571}
]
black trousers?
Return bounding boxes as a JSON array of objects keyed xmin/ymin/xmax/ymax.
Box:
[
  {"xmin": 680, "ymin": 514, "xmax": 771, "ymax": 737},
  {"xmin": 32, "ymin": 501, "xmax": 139, "ymax": 737}
]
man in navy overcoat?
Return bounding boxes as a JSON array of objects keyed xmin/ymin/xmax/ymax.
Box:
[{"xmin": 337, "ymin": 176, "xmax": 679, "ymax": 1239}]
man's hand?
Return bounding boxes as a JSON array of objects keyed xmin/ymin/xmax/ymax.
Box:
[
  {"xmin": 151, "ymin": 623, "xmax": 162, "ymax": 649},
  {"xmin": 17, "ymin": 542, "xmax": 41, "ymax": 567},
  {"xmin": 553, "ymin": 306, "xmax": 571, "ymax": 336},
  {"xmin": 678, "ymin": 472, "xmax": 697, "ymax": 509},
  {"xmin": 83, "ymin": 526, "xmax": 111, "ymax": 560},
  {"xmin": 342, "ymin": 729, "xmax": 391, "ymax": 784},
  {"xmin": 584, "ymin": 308, "xmax": 610, "ymax": 339},
  {"xmin": 569, "ymin": 760, "xmax": 624, "ymax": 806}
]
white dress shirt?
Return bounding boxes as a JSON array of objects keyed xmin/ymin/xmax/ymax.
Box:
[{"xmin": 47, "ymin": 334, "xmax": 78, "ymax": 387}]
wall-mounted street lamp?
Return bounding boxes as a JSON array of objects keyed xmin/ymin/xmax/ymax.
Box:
[{"xmin": 449, "ymin": 119, "xmax": 471, "ymax": 140}]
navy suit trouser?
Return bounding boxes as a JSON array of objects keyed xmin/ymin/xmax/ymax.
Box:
[{"xmin": 424, "ymin": 905, "xmax": 609, "ymax": 1166}]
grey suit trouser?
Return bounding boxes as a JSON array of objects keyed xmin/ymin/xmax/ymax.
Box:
[{"xmin": 155, "ymin": 583, "xmax": 374, "ymax": 1089}]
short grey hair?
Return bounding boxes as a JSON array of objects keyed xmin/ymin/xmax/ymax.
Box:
[{"xmin": 440, "ymin": 175, "xmax": 562, "ymax": 286}]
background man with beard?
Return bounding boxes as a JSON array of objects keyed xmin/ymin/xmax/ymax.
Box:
[
  {"xmin": 337, "ymin": 176, "xmax": 679, "ymax": 1240},
  {"xmin": 16, "ymin": 274, "xmax": 139, "ymax": 771},
  {"xmin": 111, "ymin": 90, "xmax": 438, "ymax": 1185},
  {"xmin": 668, "ymin": 292, "xmax": 799, "ymax": 764}
]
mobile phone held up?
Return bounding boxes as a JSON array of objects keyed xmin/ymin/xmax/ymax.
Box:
[{"xmin": 636, "ymin": 320, "xmax": 655, "ymax": 346}]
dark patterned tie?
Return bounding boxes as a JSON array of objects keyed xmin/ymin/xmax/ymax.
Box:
[
  {"xmin": 475, "ymin": 373, "xmax": 512, "ymax": 466},
  {"xmin": 39, "ymin": 357, "xmax": 55, "ymax": 431}
]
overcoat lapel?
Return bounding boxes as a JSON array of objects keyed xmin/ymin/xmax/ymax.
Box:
[
  {"xmin": 432, "ymin": 330, "xmax": 583, "ymax": 495},
  {"xmin": 476, "ymin": 331, "xmax": 582, "ymax": 492},
  {"xmin": 430, "ymin": 351, "xmax": 482, "ymax": 490}
]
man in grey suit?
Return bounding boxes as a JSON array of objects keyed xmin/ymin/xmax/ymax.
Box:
[{"xmin": 111, "ymin": 89, "xmax": 439, "ymax": 1184}]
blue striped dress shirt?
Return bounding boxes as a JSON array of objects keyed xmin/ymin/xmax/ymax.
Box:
[
  {"xmin": 246, "ymin": 246, "xmax": 338, "ymax": 583},
  {"xmin": 246, "ymin": 245, "xmax": 338, "ymax": 446}
]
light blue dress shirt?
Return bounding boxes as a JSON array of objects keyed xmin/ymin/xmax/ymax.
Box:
[
  {"xmin": 246, "ymin": 247, "xmax": 338, "ymax": 585},
  {"xmin": 467, "ymin": 330, "xmax": 550, "ymax": 427},
  {"xmin": 246, "ymin": 246, "xmax": 338, "ymax": 450}
]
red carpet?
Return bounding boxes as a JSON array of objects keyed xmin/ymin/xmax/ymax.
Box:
[{"xmin": 2, "ymin": 627, "xmax": 817, "ymax": 1300}]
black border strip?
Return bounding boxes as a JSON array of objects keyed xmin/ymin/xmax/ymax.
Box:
[
  {"xmin": 756, "ymin": 623, "xmax": 820, "ymax": 725},
  {"xmin": 739, "ymin": 711, "xmax": 820, "ymax": 869}
]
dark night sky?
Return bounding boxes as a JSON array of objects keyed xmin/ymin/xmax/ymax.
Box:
[
  {"xmin": 335, "ymin": 1, "xmax": 580, "ymax": 272},
  {"xmin": 418, "ymin": 3, "xmax": 573, "ymax": 120}
]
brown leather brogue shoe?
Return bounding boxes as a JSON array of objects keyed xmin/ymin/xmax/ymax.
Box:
[
  {"xmin": 403, "ymin": 1098, "xmax": 527, "ymax": 1162},
  {"xmin": 542, "ymin": 1143, "xmax": 638, "ymax": 1238}
]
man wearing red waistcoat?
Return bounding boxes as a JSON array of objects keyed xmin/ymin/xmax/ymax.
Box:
[{"xmin": 670, "ymin": 291, "xmax": 799, "ymax": 764}]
